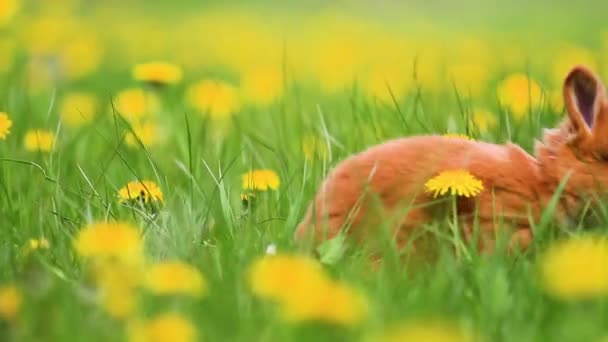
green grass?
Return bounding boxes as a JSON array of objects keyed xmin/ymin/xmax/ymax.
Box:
[{"xmin": 2, "ymin": 73, "xmax": 608, "ymax": 342}]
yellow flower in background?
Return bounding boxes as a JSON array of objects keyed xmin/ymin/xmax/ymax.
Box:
[
  {"xmin": 0, "ymin": 284, "xmax": 21, "ymax": 321},
  {"xmin": 112, "ymin": 88, "xmax": 160, "ymax": 122},
  {"xmin": 133, "ymin": 62, "xmax": 183, "ymax": 85},
  {"xmin": 144, "ymin": 261, "xmax": 207, "ymax": 298},
  {"xmin": 118, "ymin": 180, "xmax": 164, "ymax": 205},
  {"xmin": 425, "ymin": 169, "xmax": 484, "ymax": 198},
  {"xmin": 551, "ymin": 44, "xmax": 598, "ymax": 87},
  {"xmin": 302, "ymin": 135, "xmax": 329, "ymax": 161},
  {"xmin": 248, "ymin": 254, "xmax": 368, "ymax": 326},
  {"xmin": 471, "ymin": 109, "xmax": 498, "ymax": 133},
  {"xmin": 0, "ymin": 38, "xmax": 15, "ymax": 73},
  {"xmin": 60, "ymin": 92, "xmax": 99, "ymax": 127},
  {"xmin": 496, "ymin": 73, "xmax": 543, "ymax": 119},
  {"xmin": 442, "ymin": 133, "xmax": 471, "ymax": 140},
  {"xmin": 242, "ymin": 169, "xmax": 280, "ymax": 191},
  {"xmin": 28, "ymin": 238, "xmax": 50, "ymax": 251},
  {"xmin": 24, "ymin": 129, "xmax": 55, "ymax": 152},
  {"xmin": 363, "ymin": 63, "xmax": 412, "ymax": 103},
  {"xmin": 377, "ymin": 319, "xmax": 477, "ymax": 342},
  {"xmin": 74, "ymin": 222, "xmax": 143, "ymax": 263},
  {"xmin": 93, "ymin": 261, "xmax": 142, "ymax": 319},
  {"xmin": 25, "ymin": 58, "xmax": 57, "ymax": 96},
  {"xmin": 539, "ymin": 236, "xmax": 608, "ymax": 300},
  {"xmin": 0, "ymin": 112, "xmax": 12, "ymax": 140},
  {"xmin": 128, "ymin": 313, "xmax": 197, "ymax": 342},
  {"xmin": 240, "ymin": 66, "xmax": 284, "ymax": 106},
  {"xmin": 125, "ymin": 121, "xmax": 163, "ymax": 148},
  {"xmin": 58, "ymin": 32, "xmax": 104, "ymax": 80},
  {"xmin": 447, "ymin": 62, "xmax": 490, "ymax": 97},
  {"xmin": 186, "ymin": 79, "xmax": 240, "ymax": 119},
  {"xmin": 0, "ymin": 0, "xmax": 20, "ymax": 26}
]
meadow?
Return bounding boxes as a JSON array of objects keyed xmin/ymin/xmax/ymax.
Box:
[{"xmin": 3, "ymin": 1, "xmax": 608, "ymax": 341}]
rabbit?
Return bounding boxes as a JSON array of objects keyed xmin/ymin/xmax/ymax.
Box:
[{"xmin": 295, "ymin": 65, "xmax": 608, "ymax": 254}]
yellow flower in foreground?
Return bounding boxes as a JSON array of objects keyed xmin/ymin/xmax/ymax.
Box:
[
  {"xmin": 112, "ymin": 88, "xmax": 159, "ymax": 122},
  {"xmin": 0, "ymin": 112, "xmax": 12, "ymax": 140},
  {"xmin": 302, "ymin": 135, "xmax": 329, "ymax": 161},
  {"xmin": 248, "ymin": 254, "xmax": 368, "ymax": 325},
  {"xmin": 0, "ymin": 0, "xmax": 20, "ymax": 26},
  {"xmin": 0, "ymin": 285, "xmax": 21, "ymax": 321},
  {"xmin": 442, "ymin": 133, "xmax": 471, "ymax": 140},
  {"xmin": 118, "ymin": 180, "xmax": 164, "ymax": 205},
  {"xmin": 496, "ymin": 73, "xmax": 543, "ymax": 119},
  {"xmin": 242, "ymin": 169, "xmax": 280, "ymax": 191},
  {"xmin": 144, "ymin": 261, "xmax": 207, "ymax": 298},
  {"xmin": 539, "ymin": 236, "xmax": 608, "ymax": 300},
  {"xmin": 93, "ymin": 261, "xmax": 142, "ymax": 319},
  {"xmin": 471, "ymin": 109, "xmax": 498, "ymax": 133},
  {"xmin": 186, "ymin": 79, "xmax": 240, "ymax": 119},
  {"xmin": 128, "ymin": 313, "xmax": 197, "ymax": 342},
  {"xmin": 60, "ymin": 92, "xmax": 99, "ymax": 127},
  {"xmin": 125, "ymin": 121, "xmax": 163, "ymax": 148},
  {"xmin": 74, "ymin": 222, "xmax": 142, "ymax": 263},
  {"xmin": 378, "ymin": 319, "xmax": 477, "ymax": 342},
  {"xmin": 425, "ymin": 169, "xmax": 484, "ymax": 198},
  {"xmin": 24, "ymin": 129, "xmax": 55, "ymax": 152},
  {"xmin": 133, "ymin": 62, "xmax": 183, "ymax": 85}
]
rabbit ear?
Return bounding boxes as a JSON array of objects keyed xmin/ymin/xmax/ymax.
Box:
[{"xmin": 563, "ymin": 66, "xmax": 605, "ymax": 142}]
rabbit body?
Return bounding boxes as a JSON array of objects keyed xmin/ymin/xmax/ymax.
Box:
[{"xmin": 295, "ymin": 65, "xmax": 608, "ymax": 252}]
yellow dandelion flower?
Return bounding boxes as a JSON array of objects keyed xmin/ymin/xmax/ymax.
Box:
[
  {"xmin": 362, "ymin": 62, "xmax": 412, "ymax": 103},
  {"xmin": 144, "ymin": 261, "xmax": 207, "ymax": 298},
  {"xmin": 186, "ymin": 79, "xmax": 240, "ymax": 120},
  {"xmin": 378, "ymin": 319, "xmax": 477, "ymax": 342},
  {"xmin": 128, "ymin": 313, "xmax": 197, "ymax": 342},
  {"xmin": 247, "ymin": 254, "xmax": 367, "ymax": 326},
  {"xmin": 133, "ymin": 62, "xmax": 183, "ymax": 85},
  {"xmin": 447, "ymin": 62, "xmax": 491, "ymax": 97},
  {"xmin": 424, "ymin": 169, "xmax": 484, "ymax": 198},
  {"xmin": 496, "ymin": 73, "xmax": 543, "ymax": 120},
  {"xmin": 112, "ymin": 88, "xmax": 160, "ymax": 122},
  {"xmin": 240, "ymin": 66, "xmax": 284, "ymax": 106},
  {"xmin": 248, "ymin": 254, "xmax": 328, "ymax": 302},
  {"xmin": 74, "ymin": 222, "xmax": 143, "ymax": 263},
  {"xmin": 118, "ymin": 180, "xmax": 164, "ymax": 205},
  {"xmin": 470, "ymin": 109, "xmax": 498, "ymax": 133},
  {"xmin": 28, "ymin": 238, "xmax": 50, "ymax": 251},
  {"xmin": 281, "ymin": 280, "xmax": 368, "ymax": 326},
  {"xmin": 23, "ymin": 129, "xmax": 55, "ymax": 152},
  {"xmin": 58, "ymin": 32, "xmax": 104, "ymax": 81},
  {"xmin": 0, "ymin": 284, "xmax": 21, "ymax": 321},
  {"xmin": 93, "ymin": 261, "xmax": 142, "ymax": 319},
  {"xmin": 0, "ymin": 0, "xmax": 20, "ymax": 26},
  {"xmin": 241, "ymin": 169, "xmax": 280, "ymax": 191},
  {"xmin": 442, "ymin": 133, "xmax": 471, "ymax": 140},
  {"xmin": 125, "ymin": 121, "xmax": 164, "ymax": 148},
  {"xmin": 539, "ymin": 236, "xmax": 608, "ymax": 300},
  {"xmin": 0, "ymin": 112, "xmax": 12, "ymax": 140},
  {"xmin": 302, "ymin": 135, "xmax": 329, "ymax": 161},
  {"xmin": 60, "ymin": 92, "xmax": 99, "ymax": 128}
]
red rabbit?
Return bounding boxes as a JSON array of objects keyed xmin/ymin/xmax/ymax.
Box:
[{"xmin": 295, "ymin": 65, "xmax": 608, "ymax": 253}]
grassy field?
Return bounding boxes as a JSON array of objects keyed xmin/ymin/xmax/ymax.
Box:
[{"xmin": 3, "ymin": 1, "xmax": 608, "ymax": 342}]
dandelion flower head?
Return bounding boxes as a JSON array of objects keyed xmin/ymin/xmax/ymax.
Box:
[
  {"xmin": 23, "ymin": 129, "xmax": 55, "ymax": 152},
  {"xmin": 242, "ymin": 169, "xmax": 280, "ymax": 191},
  {"xmin": 118, "ymin": 180, "xmax": 164, "ymax": 205},
  {"xmin": 144, "ymin": 261, "xmax": 208, "ymax": 298},
  {"xmin": 0, "ymin": 112, "xmax": 12, "ymax": 140},
  {"xmin": 133, "ymin": 61, "xmax": 183, "ymax": 85},
  {"xmin": 74, "ymin": 222, "xmax": 143, "ymax": 263},
  {"xmin": 424, "ymin": 169, "xmax": 484, "ymax": 198},
  {"xmin": 0, "ymin": 284, "xmax": 21, "ymax": 321}
]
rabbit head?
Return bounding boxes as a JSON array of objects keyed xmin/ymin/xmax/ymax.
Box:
[{"xmin": 537, "ymin": 65, "xmax": 608, "ymax": 213}]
